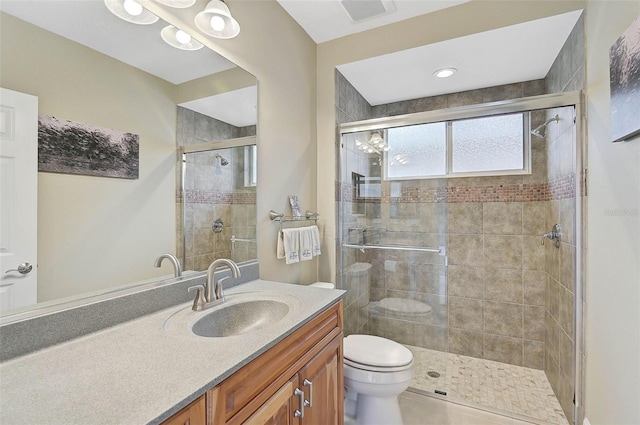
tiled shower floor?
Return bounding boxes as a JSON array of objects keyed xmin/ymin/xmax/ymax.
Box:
[{"xmin": 405, "ymin": 345, "xmax": 569, "ymax": 425}]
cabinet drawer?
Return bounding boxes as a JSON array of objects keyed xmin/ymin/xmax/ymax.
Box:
[{"xmin": 213, "ymin": 300, "xmax": 343, "ymax": 423}]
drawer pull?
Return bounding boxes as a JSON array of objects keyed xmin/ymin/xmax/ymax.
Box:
[
  {"xmin": 303, "ymin": 379, "xmax": 313, "ymax": 407},
  {"xmin": 294, "ymin": 388, "xmax": 305, "ymax": 418}
]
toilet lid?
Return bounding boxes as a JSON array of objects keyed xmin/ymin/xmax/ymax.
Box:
[
  {"xmin": 344, "ymin": 335, "xmax": 413, "ymax": 368},
  {"xmin": 378, "ymin": 298, "xmax": 432, "ymax": 315}
]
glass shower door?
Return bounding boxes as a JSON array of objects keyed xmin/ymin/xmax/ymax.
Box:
[
  {"xmin": 180, "ymin": 145, "xmax": 257, "ymax": 271},
  {"xmin": 339, "ymin": 127, "xmax": 450, "ymax": 396}
]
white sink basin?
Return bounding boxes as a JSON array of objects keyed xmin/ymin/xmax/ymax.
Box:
[
  {"xmin": 163, "ymin": 291, "xmax": 302, "ymax": 339},
  {"xmin": 191, "ymin": 299, "xmax": 289, "ymax": 338}
]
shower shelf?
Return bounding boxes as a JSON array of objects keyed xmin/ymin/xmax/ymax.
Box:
[{"xmin": 342, "ymin": 243, "xmax": 446, "ymax": 256}]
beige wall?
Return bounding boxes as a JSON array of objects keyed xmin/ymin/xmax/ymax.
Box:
[
  {"xmin": 0, "ymin": 13, "xmax": 177, "ymax": 302},
  {"xmin": 147, "ymin": 0, "xmax": 319, "ymax": 284},
  {"xmin": 584, "ymin": 2, "xmax": 640, "ymax": 424}
]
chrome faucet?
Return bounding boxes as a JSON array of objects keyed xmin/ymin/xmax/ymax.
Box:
[
  {"xmin": 154, "ymin": 253, "xmax": 182, "ymax": 277},
  {"xmin": 188, "ymin": 258, "xmax": 241, "ymax": 311}
]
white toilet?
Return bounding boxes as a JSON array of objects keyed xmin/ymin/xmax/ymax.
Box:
[
  {"xmin": 308, "ymin": 281, "xmax": 414, "ymax": 425},
  {"xmin": 343, "ymin": 334, "xmax": 414, "ymax": 425}
]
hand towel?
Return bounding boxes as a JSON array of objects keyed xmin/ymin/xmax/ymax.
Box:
[
  {"xmin": 310, "ymin": 225, "xmax": 321, "ymax": 257},
  {"xmin": 282, "ymin": 228, "xmax": 300, "ymax": 264},
  {"xmin": 299, "ymin": 226, "xmax": 313, "ymax": 261},
  {"xmin": 277, "ymin": 230, "xmax": 285, "ymax": 260}
]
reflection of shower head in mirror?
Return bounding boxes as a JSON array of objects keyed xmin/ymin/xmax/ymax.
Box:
[
  {"xmin": 215, "ymin": 153, "xmax": 229, "ymax": 166},
  {"xmin": 531, "ymin": 114, "xmax": 560, "ymax": 139}
]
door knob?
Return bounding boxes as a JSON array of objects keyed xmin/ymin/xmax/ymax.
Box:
[{"xmin": 5, "ymin": 262, "xmax": 33, "ymax": 275}]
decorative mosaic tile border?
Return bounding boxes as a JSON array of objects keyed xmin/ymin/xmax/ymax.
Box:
[
  {"xmin": 177, "ymin": 190, "xmax": 256, "ymax": 204},
  {"xmin": 339, "ymin": 174, "xmax": 575, "ymax": 204}
]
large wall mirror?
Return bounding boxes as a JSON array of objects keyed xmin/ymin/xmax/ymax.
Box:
[{"xmin": 0, "ymin": 0, "xmax": 257, "ymax": 319}]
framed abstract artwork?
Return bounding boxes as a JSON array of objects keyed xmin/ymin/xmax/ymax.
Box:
[
  {"xmin": 609, "ymin": 16, "xmax": 640, "ymax": 143},
  {"xmin": 38, "ymin": 115, "xmax": 139, "ymax": 179}
]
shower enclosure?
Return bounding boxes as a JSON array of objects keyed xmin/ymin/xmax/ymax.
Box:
[
  {"xmin": 179, "ymin": 143, "xmax": 257, "ymax": 271},
  {"xmin": 338, "ymin": 93, "xmax": 583, "ymax": 425}
]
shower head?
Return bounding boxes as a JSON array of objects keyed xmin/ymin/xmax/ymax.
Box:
[
  {"xmin": 215, "ymin": 154, "xmax": 229, "ymax": 166},
  {"xmin": 530, "ymin": 114, "xmax": 560, "ymax": 139}
]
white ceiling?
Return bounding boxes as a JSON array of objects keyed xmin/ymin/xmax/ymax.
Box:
[
  {"xmin": 0, "ymin": 0, "xmax": 257, "ymax": 126},
  {"xmin": 277, "ymin": 0, "xmax": 582, "ymax": 106},
  {"xmin": 277, "ymin": 0, "xmax": 470, "ymax": 44},
  {"xmin": 179, "ymin": 85, "xmax": 258, "ymax": 128},
  {"xmin": 0, "ymin": 0, "xmax": 236, "ymax": 85}
]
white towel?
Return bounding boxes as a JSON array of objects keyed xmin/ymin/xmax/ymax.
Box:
[
  {"xmin": 300, "ymin": 226, "xmax": 313, "ymax": 261},
  {"xmin": 276, "ymin": 230, "xmax": 286, "ymax": 260},
  {"xmin": 282, "ymin": 228, "xmax": 300, "ymax": 264},
  {"xmin": 310, "ymin": 225, "xmax": 321, "ymax": 257}
]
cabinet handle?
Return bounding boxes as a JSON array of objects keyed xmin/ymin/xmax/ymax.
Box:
[
  {"xmin": 294, "ymin": 388, "xmax": 305, "ymax": 418},
  {"xmin": 303, "ymin": 379, "xmax": 313, "ymax": 407}
]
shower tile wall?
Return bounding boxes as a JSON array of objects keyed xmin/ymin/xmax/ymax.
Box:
[
  {"xmin": 176, "ymin": 107, "xmax": 257, "ymax": 271},
  {"xmin": 543, "ymin": 13, "xmax": 584, "ymax": 423}
]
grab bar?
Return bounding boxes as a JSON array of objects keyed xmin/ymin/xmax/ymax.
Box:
[{"xmin": 342, "ymin": 243, "xmax": 445, "ymax": 256}]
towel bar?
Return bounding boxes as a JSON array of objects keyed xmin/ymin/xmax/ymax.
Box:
[{"xmin": 269, "ymin": 210, "xmax": 319, "ymax": 232}]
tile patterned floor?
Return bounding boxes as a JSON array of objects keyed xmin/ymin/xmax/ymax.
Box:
[
  {"xmin": 400, "ymin": 391, "xmax": 537, "ymax": 425},
  {"xmin": 405, "ymin": 345, "xmax": 569, "ymax": 425}
]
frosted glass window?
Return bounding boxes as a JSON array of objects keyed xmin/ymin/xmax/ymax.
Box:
[
  {"xmin": 452, "ymin": 114, "xmax": 524, "ymax": 173},
  {"xmin": 386, "ymin": 122, "xmax": 446, "ymax": 179}
]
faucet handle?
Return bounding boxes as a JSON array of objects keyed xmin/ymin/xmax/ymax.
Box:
[
  {"xmin": 215, "ymin": 277, "xmax": 232, "ymax": 301},
  {"xmin": 188, "ymin": 285, "xmax": 206, "ymax": 311}
]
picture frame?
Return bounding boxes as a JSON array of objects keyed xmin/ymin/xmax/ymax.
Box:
[
  {"xmin": 609, "ymin": 16, "xmax": 640, "ymax": 143},
  {"xmin": 38, "ymin": 115, "xmax": 139, "ymax": 179},
  {"xmin": 288, "ymin": 194, "xmax": 302, "ymax": 217}
]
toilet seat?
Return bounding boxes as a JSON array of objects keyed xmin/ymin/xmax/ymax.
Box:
[
  {"xmin": 367, "ymin": 297, "xmax": 432, "ymax": 321},
  {"xmin": 344, "ymin": 335, "xmax": 413, "ymax": 369},
  {"xmin": 378, "ymin": 297, "xmax": 431, "ymax": 316},
  {"xmin": 344, "ymin": 357, "xmax": 413, "ymax": 373}
]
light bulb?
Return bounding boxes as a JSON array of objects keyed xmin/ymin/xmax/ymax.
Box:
[
  {"xmin": 123, "ymin": 0, "xmax": 143, "ymax": 16},
  {"xmin": 175, "ymin": 30, "xmax": 192, "ymax": 44},
  {"xmin": 433, "ymin": 67, "xmax": 457, "ymax": 78},
  {"xmin": 210, "ymin": 15, "xmax": 226, "ymax": 32}
]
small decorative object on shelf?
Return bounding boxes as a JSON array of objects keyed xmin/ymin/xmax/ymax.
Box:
[{"xmin": 289, "ymin": 195, "xmax": 302, "ymax": 217}]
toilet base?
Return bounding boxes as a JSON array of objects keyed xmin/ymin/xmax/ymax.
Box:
[{"xmin": 359, "ymin": 393, "xmax": 404, "ymax": 425}]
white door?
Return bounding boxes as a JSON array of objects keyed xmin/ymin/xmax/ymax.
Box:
[{"xmin": 0, "ymin": 88, "xmax": 38, "ymax": 313}]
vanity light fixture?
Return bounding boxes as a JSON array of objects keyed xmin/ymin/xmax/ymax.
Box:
[
  {"xmin": 433, "ymin": 67, "xmax": 457, "ymax": 78},
  {"xmin": 161, "ymin": 25, "xmax": 204, "ymax": 50},
  {"xmin": 104, "ymin": 0, "xmax": 159, "ymax": 25},
  {"xmin": 355, "ymin": 131, "xmax": 389, "ymax": 155},
  {"xmin": 194, "ymin": 0, "xmax": 240, "ymax": 39},
  {"xmin": 155, "ymin": 0, "xmax": 197, "ymax": 7}
]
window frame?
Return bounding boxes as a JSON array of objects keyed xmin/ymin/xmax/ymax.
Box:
[{"xmin": 382, "ymin": 111, "xmax": 532, "ymax": 181}]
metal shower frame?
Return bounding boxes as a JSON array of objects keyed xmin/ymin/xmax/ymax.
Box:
[{"xmin": 338, "ymin": 90, "xmax": 585, "ymax": 425}]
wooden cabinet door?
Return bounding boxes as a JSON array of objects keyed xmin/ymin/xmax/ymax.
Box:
[
  {"xmin": 298, "ymin": 335, "xmax": 343, "ymax": 425},
  {"xmin": 162, "ymin": 395, "xmax": 206, "ymax": 425},
  {"xmin": 243, "ymin": 378, "xmax": 299, "ymax": 425}
]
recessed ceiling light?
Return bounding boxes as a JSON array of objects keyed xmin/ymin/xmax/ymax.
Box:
[{"xmin": 433, "ymin": 68, "xmax": 457, "ymax": 78}]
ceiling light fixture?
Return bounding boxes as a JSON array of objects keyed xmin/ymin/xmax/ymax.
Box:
[
  {"xmin": 355, "ymin": 131, "xmax": 389, "ymax": 155},
  {"xmin": 104, "ymin": 0, "xmax": 159, "ymax": 25},
  {"xmin": 161, "ymin": 25, "xmax": 204, "ymax": 50},
  {"xmin": 194, "ymin": 0, "xmax": 240, "ymax": 39},
  {"xmin": 433, "ymin": 67, "xmax": 457, "ymax": 78},
  {"xmin": 155, "ymin": 0, "xmax": 197, "ymax": 8}
]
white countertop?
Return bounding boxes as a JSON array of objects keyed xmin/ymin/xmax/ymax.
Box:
[{"xmin": 0, "ymin": 280, "xmax": 344, "ymax": 425}]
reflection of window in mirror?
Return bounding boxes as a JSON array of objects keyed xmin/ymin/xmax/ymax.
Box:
[
  {"xmin": 352, "ymin": 172, "xmax": 365, "ymax": 215},
  {"xmin": 244, "ymin": 145, "xmax": 257, "ymax": 187}
]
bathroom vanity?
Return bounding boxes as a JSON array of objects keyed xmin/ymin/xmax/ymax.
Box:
[{"xmin": 0, "ymin": 280, "xmax": 345, "ymax": 425}]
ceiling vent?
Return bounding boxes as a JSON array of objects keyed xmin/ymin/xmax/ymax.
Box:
[{"xmin": 340, "ymin": 0, "xmax": 396, "ymax": 22}]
